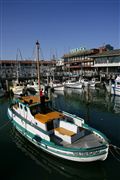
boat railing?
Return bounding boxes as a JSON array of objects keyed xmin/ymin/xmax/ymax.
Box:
[
  {"xmin": 41, "ymin": 139, "xmax": 108, "ymax": 153},
  {"xmin": 62, "ymin": 111, "xmax": 84, "ymax": 122}
]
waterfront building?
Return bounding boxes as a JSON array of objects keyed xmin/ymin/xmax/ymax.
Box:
[
  {"xmin": 62, "ymin": 45, "xmax": 120, "ymax": 81},
  {"xmin": 0, "ymin": 46, "xmax": 120, "ymax": 85},
  {"xmin": 91, "ymin": 49, "xmax": 120, "ymax": 79},
  {"xmin": 0, "ymin": 59, "xmax": 56, "ymax": 82},
  {"xmin": 62, "ymin": 48, "xmax": 99, "ymax": 80},
  {"xmin": 54, "ymin": 59, "xmax": 64, "ymax": 82}
]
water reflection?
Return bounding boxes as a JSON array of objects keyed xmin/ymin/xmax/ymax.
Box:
[
  {"xmin": 53, "ymin": 88, "xmax": 120, "ymax": 148},
  {"xmin": 53, "ymin": 88, "xmax": 120, "ymax": 116},
  {"xmin": 11, "ymin": 128, "xmax": 107, "ymax": 180},
  {"xmin": 111, "ymin": 96, "xmax": 120, "ymax": 114}
]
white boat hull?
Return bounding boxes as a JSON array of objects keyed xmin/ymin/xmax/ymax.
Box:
[
  {"xmin": 53, "ymin": 86, "xmax": 64, "ymax": 91},
  {"xmin": 8, "ymin": 108, "xmax": 109, "ymax": 162},
  {"xmin": 111, "ymin": 76, "xmax": 120, "ymax": 96},
  {"xmin": 65, "ymin": 83, "xmax": 82, "ymax": 89},
  {"xmin": 111, "ymin": 87, "xmax": 120, "ymax": 96}
]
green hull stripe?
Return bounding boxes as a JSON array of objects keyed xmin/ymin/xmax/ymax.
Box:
[
  {"xmin": 12, "ymin": 120, "xmax": 107, "ymax": 158},
  {"xmin": 8, "ymin": 108, "xmax": 108, "ymax": 155}
]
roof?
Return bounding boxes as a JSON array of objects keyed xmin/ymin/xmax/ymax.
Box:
[
  {"xmin": 90, "ymin": 49, "xmax": 120, "ymax": 58},
  {"xmin": 0, "ymin": 60, "xmax": 56, "ymax": 65},
  {"xmin": 35, "ymin": 112, "xmax": 64, "ymax": 124},
  {"xmin": 62, "ymin": 49, "xmax": 99, "ymax": 58},
  {"xmin": 19, "ymin": 95, "xmax": 49, "ymax": 106}
]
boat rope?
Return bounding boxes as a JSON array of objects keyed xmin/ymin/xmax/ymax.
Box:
[
  {"xmin": 0, "ymin": 119, "xmax": 11, "ymax": 130},
  {"xmin": 109, "ymin": 144, "xmax": 120, "ymax": 162}
]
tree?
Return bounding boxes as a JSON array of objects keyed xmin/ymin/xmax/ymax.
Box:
[{"xmin": 105, "ymin": 44, "xmax": 114, "ymax": 51}]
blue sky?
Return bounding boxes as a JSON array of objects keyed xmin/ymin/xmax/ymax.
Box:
[{"xmin": 0, "ymin": 0, "xmax": 119, "ymax": 60}]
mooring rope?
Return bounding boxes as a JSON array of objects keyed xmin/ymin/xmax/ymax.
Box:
[
  {"xmin": 109, "ymin": 144, "xmax": 120, "ymax": 162},
  {"xmin": 0, "ymin": 119, "xmax": 11, "ymax": 130}
]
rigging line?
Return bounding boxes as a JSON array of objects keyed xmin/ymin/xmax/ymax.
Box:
[
  {"xmin": 109, "ymin": 144, "xmax": 120, "ymax": 155},
  {"xmin": 115, "ymin": 149, "xmax": 120, "ymax": 156},
  {"xmin": 31, "ymin": 46, "xmax": 36, "ymax": 60},
  {"xmin": 40, "ymin": 46, "xmax": 44, "ymax": 60},
  {"xmin": 110, "ymin": 144, "xmax": 120, "ymax": 151}
]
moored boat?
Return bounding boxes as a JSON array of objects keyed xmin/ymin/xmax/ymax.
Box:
[
  {"xmin": 8, "ymin": 95, "xmax": 109, "ymax": 162},
  {"xmin": 111, "ymin": 76, "xmax": 120, "ymax": 96},
  {"xmin": 49, "ymin": 81, "xmax": 64, "ymax": 91},
  {"xmin": 64, "ymin": 80, "xmax": 82, "ymax": 89}
]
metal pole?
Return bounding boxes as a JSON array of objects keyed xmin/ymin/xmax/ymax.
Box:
[{"xmin": 36, "ymin": 41, "xmax": 41, "ymax": 97}]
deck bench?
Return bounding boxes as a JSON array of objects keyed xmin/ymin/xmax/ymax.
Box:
[{"xmin": 54, "ymin": 127, "xmax": 76, "ymax": 144}]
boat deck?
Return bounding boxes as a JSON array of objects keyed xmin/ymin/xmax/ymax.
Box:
[
  {"xmin": 59, "ymin": 133, "xmax": 104, "ymax": 149},
  {"xmin": 35, "ymin": 112, "xmax": 64, "ymax": 124}
]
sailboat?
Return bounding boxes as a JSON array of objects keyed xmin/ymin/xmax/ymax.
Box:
[
  {"xmin": 10, "ymin": 50, "xmax": 25, "ymax": 95},
  {"xmin": 8, "ymin": 41, "xmax": 109, "ymax": 162}
]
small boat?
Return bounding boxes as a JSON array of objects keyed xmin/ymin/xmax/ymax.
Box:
[
  {"xmin": 8, "ymin": 95, "xmax": 109, "ymax": 162},
  {"xmin": 50, "ymin": 81, "xmax": 64, "ymax": 91},
  {"xmin": 10, "ymin": 83, "xmax": 37, "ymax": 96},
  {"xmin": 64, "ymin": 80, "xmax": 82, "ymax": 89},
  {"xmin": 27, "ymin": 81, "xmax": 39, "ymax": 91},
  {"xmin": 7, "ymin": 41, "xmax": 109, "ymax": 162},
  {"xmin": 27, "ymin": 81, "xmax": 45, "ymax": 93},
  {"xmin": 10, "ymin": 82, "xmax": 24, "ymax": 95},
  {"xmin": 111, "ymin": 76, "xmax": 120, "ymax": 96}
]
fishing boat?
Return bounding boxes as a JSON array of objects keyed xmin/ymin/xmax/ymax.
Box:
[
  {"xmin": 8, "ymin": 95, "xmax": 109, "ymax": 162},
  {"xmin": 111, "ymin": 76, "xmax": 120, "ymax": 96},
  {"xmin": 7, "ymin": 41, "xmax": 109, "ymax": 162}
]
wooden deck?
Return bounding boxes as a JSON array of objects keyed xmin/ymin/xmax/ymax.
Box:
[
  {"xmin": 35, "ymin": 111, "xmax": 64, "ymax": 124},
  {"xmin": 21, "ymin": 96, "xmax": 40, "ymax": 104},
  {"xmin": 54, "ymin": 127, "xmax": 76, "ymax": 136},
  {"xmin": 20, "ymin": 95, "xmax": 49, "ymax": 105}
]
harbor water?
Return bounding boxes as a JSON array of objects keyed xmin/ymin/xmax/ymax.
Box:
[{"xmin": 0, "ymin": 88, "xmax": 120, "ymax": 180}]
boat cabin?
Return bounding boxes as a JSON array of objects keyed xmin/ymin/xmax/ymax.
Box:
[{"xmin": 12, "ymin": 96, "xmax": 86, "ymax": 144}]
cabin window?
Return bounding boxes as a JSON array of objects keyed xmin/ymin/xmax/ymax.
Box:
[
  {"xmin": 24, "ymin": 106, "xmax": 27, "ymax": 111},
  {"xmin": 20, "ymin": 104, "xmax": 23, "ymax": 109},
  {"xmin": 117, "ymin": 82, "xmax": 120, "ymax": 86}
]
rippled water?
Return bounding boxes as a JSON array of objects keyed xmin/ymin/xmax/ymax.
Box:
[{"xmin": 0, "ymin": 88, "xmax": 120, "ymax": 180}]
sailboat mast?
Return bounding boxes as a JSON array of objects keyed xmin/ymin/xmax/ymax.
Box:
[{"xmin": 36, "ymin": 41, "xmax": 41, "ymax": 95}]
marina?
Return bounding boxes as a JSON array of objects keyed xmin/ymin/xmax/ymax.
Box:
[
  {"xmin": 7, "ymin": 42, "xmax": 109, "ymax": 163},
  {"xmin": 0, "ymin": 41, "xmax": 120, "ymax": 179},
  {"xmin": 0, "ymin": 88, "xmax": 120, "ymax": 179},
  {"xmin": 1, "ymin": 0, "xmax": 119, "ymax": 179}
]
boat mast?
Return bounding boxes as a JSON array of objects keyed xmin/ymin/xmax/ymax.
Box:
[{"xmin": 36, "ymin": 41, "xmax": 41, "ymax": 96}]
